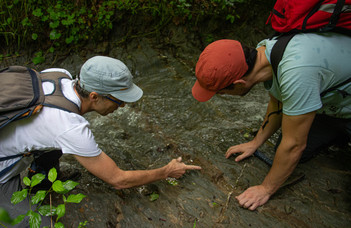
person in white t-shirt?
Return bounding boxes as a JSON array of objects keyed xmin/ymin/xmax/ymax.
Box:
[{"xmin": 0, "ymin": 56, "xmax": 201, "ymax": 227}]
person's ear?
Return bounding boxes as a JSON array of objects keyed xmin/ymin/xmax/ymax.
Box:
[
  {"xmin": 89, "ymin": 92, "xmax": 100, "ymax": 102},
  {"xmin": 233, "ymin": 79, "xmax": 246, "ymax": 85}
]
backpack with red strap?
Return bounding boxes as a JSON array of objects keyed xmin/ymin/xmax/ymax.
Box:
[
  {"xmin": 267, "ymin": 0, "xmax": 351, "ymax": 87},
  {"xmin": 267, "ymin": 0, "xmax": 351, "ymax": 35}
]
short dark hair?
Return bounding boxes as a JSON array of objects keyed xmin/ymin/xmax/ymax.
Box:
[
  {"xmin": 242, "ymin": 44, "xmax": 257, "ymax": 76},
  {"xmin": 74, "ymin": 80, "xmax": 90, "ymax": 98}
]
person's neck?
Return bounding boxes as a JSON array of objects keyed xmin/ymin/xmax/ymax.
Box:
[
  {"xmin": 73, "ymin": 85, "xmax": 89, "ymax": 115},
  {"xmin": 247, "ymin": 46, "xmax": 273, "ymax": 85}
]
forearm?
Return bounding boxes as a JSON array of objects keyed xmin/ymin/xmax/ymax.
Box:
[
  {"xmin": 261, "ymin": 141, "xmax": 305, "ymax": 194},
  {"xmin": 253, "ymin": 94, "xmax": 282, "ymax": 147},
  {"xmin": 261, "ymin": 112, "xmax": 315, "ymax": 194},
  {"xmin": 75, "ymin": 153, "xmax": 200, "ymax": 190},
  {"xmin": 110, "ymin": 167, "xmax": 168, "ymax": 189},
  {"xmin": 75, "ymin": 152, "xmax": 170, "ymax": 189}
]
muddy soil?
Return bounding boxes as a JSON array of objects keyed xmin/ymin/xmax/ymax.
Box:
[{"xmin": 2, "ymin": 18, "xmax": 351, "ymax": 228}]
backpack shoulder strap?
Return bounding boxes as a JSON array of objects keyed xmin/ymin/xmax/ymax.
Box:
[
  {"xmin": 40, "ymin": 72, "xmax": 80, "ymax": 114},
  {"xmin": 270, "ymin": 33, "xmax": 296, "ymax": 78},
  {"xmin": 320, "ymin": 76, "xmax": 351, "ymax": 97}
]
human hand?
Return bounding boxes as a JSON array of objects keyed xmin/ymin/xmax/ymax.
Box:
[
  {"xmin": 225, "ymin": 141, "xmax": 258, "ymax": 162},
  {"xmin": 166, "ymin": 157, "xmax": 201, "ymax": 178},
  {"xmin": 235, "ymin": 185, "xmax": 271, "ymax": 211}
]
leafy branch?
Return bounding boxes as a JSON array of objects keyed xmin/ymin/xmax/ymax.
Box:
[{"xmin": 0, "ymin": 168, "xmax": 86, "ymax": 228}]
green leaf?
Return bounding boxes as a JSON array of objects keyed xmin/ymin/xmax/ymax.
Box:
[
  {"xmin": 32, "ymin": 8, "xmax": 43, "ymax": 17},
  {"xmin": 31, "ymin": 33, "xmax": 38, "ymax": 40},
  {"xmin": 166, "ymin": 178, "xmax": 178, "ymax": 186},
  {"xmin": 38, "ymin": 205, "xmax": 56, "ymax": 216},
  {"xmin": 21, "ymin": 17, "xmax": 29, "ymax": 26},
  {"xmin": 78, "ymin": 220, "xmax": 88, "ymax": 227},
  {"xmin": 149, "ymin": 192, "xmax": 159, "ymax": 202},
  {"xmin": 27, "ymin": 210, "xmax": 41, "ymax": 228},
  {"xmin": 52, "ymin": 180, "xmax": 67, "ymax": 194},
  {"xmin": 31, "ymin": 173, "xmax": 45, "ymax": 187},
  {"xmin": 11, "ymin": 214, "xmax": 25, "ymax": 225},
  {"xmin": 31, "ymin": 190, "xmax": 47, "ymax": 204},
  {"xmin": 32, "ymin": 56, "xmax": 45, "ymax": 65},
  {"xmin": 23, "ymin": 176, "xmax": 31, "ymax": 186},
  {"xmin": 55, "ymin": 222, "xmax": 64, "ymax": 228},
  {"xmin": 66, "ymin": 193, "xmax": 86, "ymax": 203},
  {"xmin": 49, "ymin": 30, "xmax": 62, "ymax": 40},
  {"xmin": 55, "ymin": 204, "xmax": 65, "ymax": 221},
  {"xmin": 41, "ymin": 15, "xmax": 49, "ymax": 22},
  {"xmin": 48, "ymin": 168, "xmax": 57, "ymax": 183},
  {"xmin": 49, "ymin": 21, "xmax": 60, "ymax": 29},
  {"xmin": 11, "ymin": 189, "xmax": 28, "ymax": 205},
  {"xmin": 65, "ymin": 36, "xmax": 74, "ymax": 44},
  {"xmin": 63, "ymin": 180, "xmax": 79, "ymax": 192},
  {"xmin": 0, "ymin": 207, "xmax": 13, "ymax": 223}
]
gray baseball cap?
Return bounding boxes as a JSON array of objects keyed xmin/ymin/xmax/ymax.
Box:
[{"xmin": 79, "ymin": 56, "xmax": 143, "ymax": 102}]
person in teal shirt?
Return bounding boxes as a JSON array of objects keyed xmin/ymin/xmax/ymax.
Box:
[{"xmin": 191, "ymin": 32, "xmax": 351, "ymax": 210}]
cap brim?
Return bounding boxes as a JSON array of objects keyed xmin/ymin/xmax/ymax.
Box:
[
  {"xmin": 111, "ymin": 83, "xmax": 143, "ymax": 102},
  {"xmin": 192, "ymin": 80, "xmax": 216, "ymax": 102}
]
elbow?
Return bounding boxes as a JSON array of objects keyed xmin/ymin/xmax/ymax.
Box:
[
  {"xmin": 112, "ymin": 178, "xmax": 129, "ymax": 190},
  {"xmin": 290, "ymin": 143, "xmax": 306, "ymax": 162},
  {"xmin": 111, "ymin": 172, "xmax": 131, "ymax": 190},
  {"xmin": 114, "ymin": 185, "xmax": 125, "ymax": 190}
]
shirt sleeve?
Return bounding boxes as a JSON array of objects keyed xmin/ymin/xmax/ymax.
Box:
[
  {"xmin": 55, "ymin": 120, "xmax": 102, "ymax": 157},
  {"xmin": 279, "ymin": 66, "xmax": 324, "ymax": 116}
]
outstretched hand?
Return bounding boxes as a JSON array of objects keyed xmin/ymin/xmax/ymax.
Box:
[
  {"xmin": 166, "ymin": 157, "xmax": 201, "ymax": 178},
  {"xmin": 225, "ymin": 142, "xmax": 258, "ymax": 162}
]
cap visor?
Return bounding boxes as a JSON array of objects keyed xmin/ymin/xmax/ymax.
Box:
[
  {"xmin": 111, "ymin": 83, "xmax": 143, "ymax": 102},
  {"xmin": 192, "ymin": 80, "xmax": 216, "ymax": 102}
]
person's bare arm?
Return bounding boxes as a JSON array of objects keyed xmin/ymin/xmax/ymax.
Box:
[
  {"xmin": 236, "ymin": 111, "xmax": 316, "ymax": 210},
  {"xmin": 226, "ymin": 93, "xmax": 282, "ymax": 161},
  {"xmin": 74, "ymin": 152, "xmax": 201, "ymax": 189}
]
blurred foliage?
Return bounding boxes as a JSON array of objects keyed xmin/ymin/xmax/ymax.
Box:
[{"xmin": 0, "ymin": 0, "xmax": 275, "ymax": 60}]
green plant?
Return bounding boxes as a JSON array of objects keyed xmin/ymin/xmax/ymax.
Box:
[
  {"xmin": 0, "ymin": 0, "xmax": 249, "ymax": 54},
  {"xmin": 0, "ymin": 167, "xmax": 86, "ymax": 228},
  {"xmin": 32, "ymin": 50, "xmax": 45, "ymax": 65},
  {"xmin": 149, "ymin": 192, "xmax": 159, "ymax": 202}
]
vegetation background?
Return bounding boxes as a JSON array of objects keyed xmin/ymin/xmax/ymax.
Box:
[{"xmin": 0, "ymin": 0, "xmax": 275, "ymax": 64}]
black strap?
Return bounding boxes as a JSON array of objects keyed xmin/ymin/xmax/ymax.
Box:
[
  {"xmin": 320, "ymin": 77, "xmax": 351, "ymax": 97},
  {"xmin": 270, "ymin": 33, "xmax": 296, "ymax": 78},
  {"xmin": 303, "ymin": 0, "xmax": 325, "ymax": 31},
  {"xmin": 0, "ymin": 160, "xmax": 21, "ymax": 178},
  {"xmin": 323, "ymin": 0, "xmax": 346, "ymax": 31},
  {"xmin": 0, "ymin": 152, "xmax": 33, "ymax": 178},
  {"xmin": 0, "ymin": 154, "xmax": 23, "ymax": 162}
]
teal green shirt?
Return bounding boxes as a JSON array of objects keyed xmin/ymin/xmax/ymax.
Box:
[{"xmin": 258, "ymin": 32, "xmax": 351, "ymax": 119}]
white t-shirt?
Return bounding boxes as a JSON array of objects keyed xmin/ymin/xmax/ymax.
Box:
[{"xmin": 0, "ymin": 68, "xmax": 101, "ymax": 183}]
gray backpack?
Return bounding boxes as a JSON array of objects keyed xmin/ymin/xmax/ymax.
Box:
[{"xmin": 0, "ymin": 66, "xmax": 80, "ymax": 130}]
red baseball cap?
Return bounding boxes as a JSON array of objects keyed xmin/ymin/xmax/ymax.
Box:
[{"xmin": 192, "ymin": 39, "xmax": 248, "ymax": 102}]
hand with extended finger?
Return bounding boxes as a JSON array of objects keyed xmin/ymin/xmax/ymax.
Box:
[
  {"xmin": 225, "ymin": 141, "xmax": 258, "ymax": 162},
  {"xmin": 166, "ymin": 157, "xmax": 201, "ymax": 178},
  {"xmin": 235, "ymin": 185, "xmax": 271, "ymax": 210}
]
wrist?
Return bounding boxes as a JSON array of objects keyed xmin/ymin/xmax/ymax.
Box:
[
  {"xmin": 261, "ymin": 181, "xmax": 279, "ymax": 195},
  {"xmin": 161, "ymin": 165, "xmax": 170, "ymax": 179}
]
